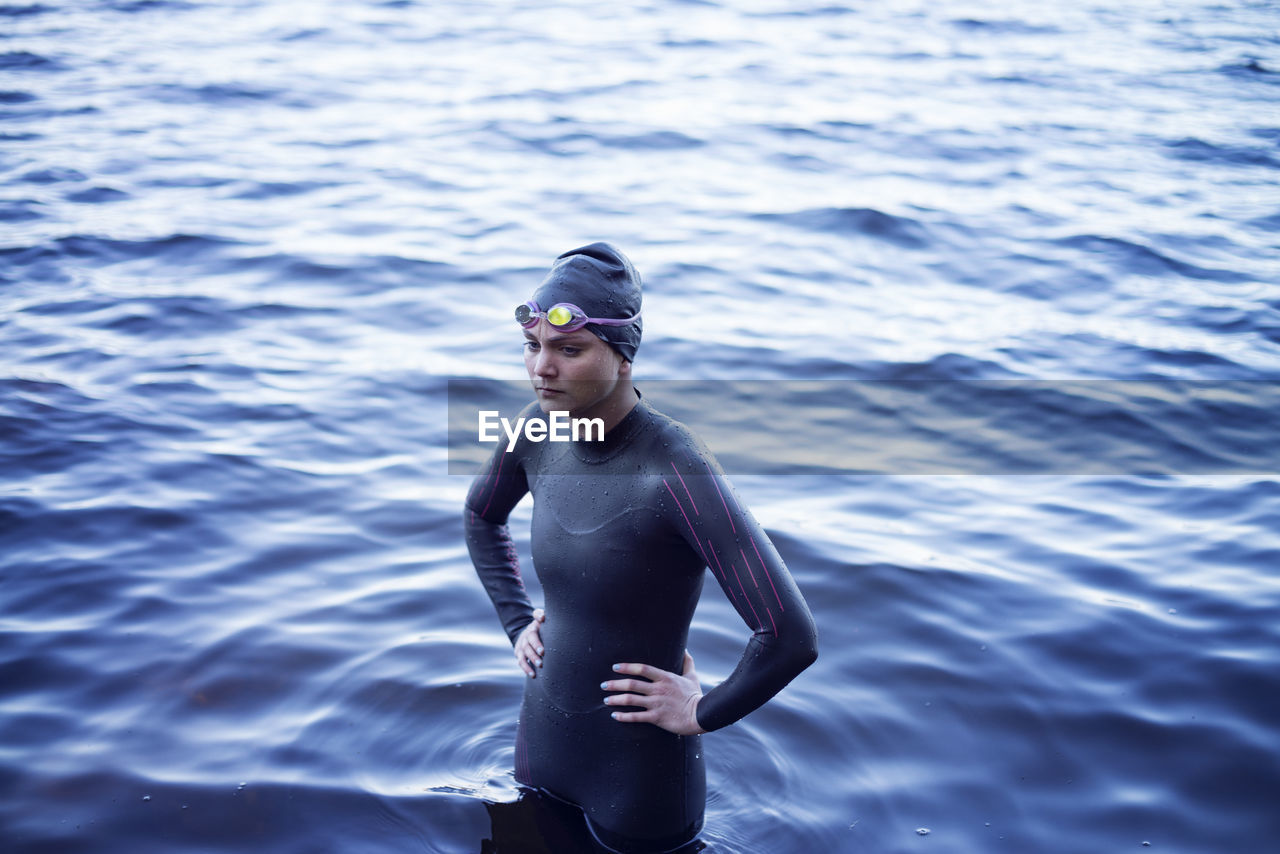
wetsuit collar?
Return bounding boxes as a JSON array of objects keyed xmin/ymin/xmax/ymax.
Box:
[{"xmin": 571, "ymin": 389, "xmax": 649, "ymax": 464}]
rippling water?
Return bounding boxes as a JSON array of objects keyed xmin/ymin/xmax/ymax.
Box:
[{"xmin": 3, "ymin": 1, "xmax": 1278, "ymax": 851}]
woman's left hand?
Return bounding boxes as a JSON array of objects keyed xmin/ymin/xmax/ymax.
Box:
[{"xmin": 602, "ymin": 651, "xmax": 707, "ymax": 736}]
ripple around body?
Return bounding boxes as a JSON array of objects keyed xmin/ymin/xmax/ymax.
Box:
[{"xmin": 3, "ymin": 0, "xmax": 1279, "ymax": 852}]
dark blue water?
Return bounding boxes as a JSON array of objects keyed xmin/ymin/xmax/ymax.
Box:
[{"xmin": 3, "ymin": 1, "xmax": 1279, "ymax": 851}]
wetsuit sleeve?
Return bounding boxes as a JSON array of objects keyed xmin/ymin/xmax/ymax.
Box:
[
  {"xmin": 662, "ymin": 440, "xmax": 818, "ymax": 732},
  {"xmin": 463, "ymin": 432, "xmax": 535, "ymax": 646}
]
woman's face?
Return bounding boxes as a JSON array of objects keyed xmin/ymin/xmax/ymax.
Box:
[{"xmin": 523, "ymin": 320, "xmax": 630, "ymax": 418}]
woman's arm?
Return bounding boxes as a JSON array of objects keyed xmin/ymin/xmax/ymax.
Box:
[
  {"xmin": 603, "ymin": 428, "xmax": 818, "ymax": 733},
  {"xmin": 463, "ymin": 433, "xmax": 537, "ymax": 653},
  {"xmin": 660, "ymin": 438, "xmax": 819, "ymax": 732}
]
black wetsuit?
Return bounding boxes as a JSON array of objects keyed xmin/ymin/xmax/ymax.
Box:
[{"xmin": 464, "ymin": 395, "xmax": 818, "ymax": 853}]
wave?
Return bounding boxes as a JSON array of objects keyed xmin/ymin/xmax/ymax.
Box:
[
  {"xmin": 483, "ymin": 120, "xmax": 703, "ymax": 155},
  {"xmin": 20, "ymin": 167, "xmax": 88, "ymax": 184},
  {"xmin": 226, "ymin": 181, "xmax": 338, "ymax": 201},
  {"xmin": 0, "ymin": 4, "xmax": 53, "ymax": 16},
  {"xmin": 0, "ymin": 51, "xmax": 65, "ymax": 70},
  {"xmin": 1218, "ymin": 58, "xmax": 1279, "ymax": 81},
  {"xmin": 0, "ymin": 233, "xmax": 245, "ymax": 267},
  {"xmin": 104, "ymin": 0, "xmax": 198, "ymax": 13},
  {"xmin": 142, "ymin": 82, "xmax": 286, "ymax": 105},
  {"xmin": 0, "ymin": 199, "xmax": 44, "ymax": 222},
  {"xmin": 1163, "ymin": 137, "xmax": 1280, "ymax": 169},
  {"xmin": 1050, "ymin": 233, "xmax": 1256, "ymax": 283},
  {"xmin": 949, "ymin": 16, "xmax": 1062, "ymax": 34},
  {"xmin": 66, "ymin": 186, "xmax": 131, "ymax": 203},
  {"xmin": 749, "ymin": 207, "xmax": 929, "ymax": 247}
]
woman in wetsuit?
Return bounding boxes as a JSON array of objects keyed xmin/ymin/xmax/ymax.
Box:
[{"xmin": 464, "ymin": 243, "xmax": 818, "ymax": 853}]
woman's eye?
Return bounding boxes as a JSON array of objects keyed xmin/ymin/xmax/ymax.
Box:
[{"xmin": 561, "ymin": 347, "xmax": 580, "ymax": 356}]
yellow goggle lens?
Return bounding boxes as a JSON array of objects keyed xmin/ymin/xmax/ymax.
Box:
[{"xmin": 547, "ymin": 305, "xmax": 574, "ymax": 326}]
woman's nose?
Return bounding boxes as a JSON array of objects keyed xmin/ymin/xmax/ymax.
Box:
[{"xmin": 532, "ymin": 348, "xmax": 556, "ymax": 377}]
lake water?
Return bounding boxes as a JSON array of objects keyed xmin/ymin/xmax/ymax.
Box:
[{"xmin": 2, "ymin": 0, "xmax": 1279, "ymax": 851}]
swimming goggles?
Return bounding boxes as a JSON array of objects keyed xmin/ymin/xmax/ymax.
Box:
[{"xmin": 515, "ymin": 300, "xmax": 640, "ymax": 332}]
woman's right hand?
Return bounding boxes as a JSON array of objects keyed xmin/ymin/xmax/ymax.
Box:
[{"xmin": 514, "ymin": 608, "xmax": 545, "ymax": 678}]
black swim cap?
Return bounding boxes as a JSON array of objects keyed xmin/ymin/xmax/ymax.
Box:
[{"xmin": 531, "ymin": 242, "xmax": 643, "ymax": 362}]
